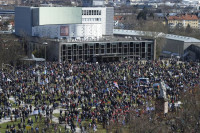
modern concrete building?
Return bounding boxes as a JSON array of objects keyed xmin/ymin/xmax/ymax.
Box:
[
  {"xmin": 113, "ymin": 29, "xmax": 200, "ymax": 60},
  {"xmin": 15, "ymin": 7, "xmax": 82, "ymax": 36},
  {"xmin": 15, "ymin": 7, "xmax": 156, "ymax": 63},
  {"xmin": 15, "ymin": 6, "xmax": 114, "ymax": 40},
  {"xmin": 47, "ymin": 38, "xmax": 155, "ymax": 62},
  {"xmin": 82, "ymin": 7, "xmax": 113, "ymax": 36}
]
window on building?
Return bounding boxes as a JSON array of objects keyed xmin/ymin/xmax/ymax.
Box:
[
  {"xmin": 89, "ymin": 10, "xmax": 91, "ymax": 15},
  {"xmin": 94, "ymin": 10, "xmax": 96, "ymax": 15}
]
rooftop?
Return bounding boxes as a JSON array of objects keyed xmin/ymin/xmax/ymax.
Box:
[
  {"xmin": 167, "ymin": 14, "xmax": 198, "ymax": 20},
  {"xmin": 48, "ymin": 36, "xmax": 153, "ymax": 44},
  {"xmin": 113, "ymin": 29, "xmax": 200, "ymax": 43},
  {"xmin": 114, "ymin": 15, "xmax": 123, "ymax": 21}
]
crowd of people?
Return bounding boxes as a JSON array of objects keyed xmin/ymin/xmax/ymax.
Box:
[{"xmin": 0, "ymin": 59, "xmax": 199, "ymax": 132}]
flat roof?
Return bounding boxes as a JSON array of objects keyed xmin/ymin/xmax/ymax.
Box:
[
  {"xmin": 59, "ymin": 40, "xmax": 153, "ymax": 45},
  {"xmin": 48, "ymin": 37, "xmax": 154, "ymax": 44},
  {"xmin": 165, "ymin": 34, "xmax": 200, "ymax": 43},
  {"xmin": 113, "ymin": 29, "xmax": 200, "ymax": 43}
]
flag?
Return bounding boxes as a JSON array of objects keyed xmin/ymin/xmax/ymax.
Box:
[
  {"xmin": 76, "ymin": 114, "xmax": 79, "ymax": 127},
  {"xmin": 117, "ymin": 90, "xmax": 122, "ymax": 94},
  {"xmin": 113, "ymin": 81, "xmax": 119, "ymax": 88},
  {"xmin": 45, "ymin": 78, "xmax": 49, "ymax": 84},
  {"xmin": 44, "ymin": 69, "xmax": 47, "ymax": 75}
]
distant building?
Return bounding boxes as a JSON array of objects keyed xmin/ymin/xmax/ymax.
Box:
[
  {"xmin": 166, "ymin": 14, "xmax": 199, "ymax": 29},
  {"xmin": 114, "ymin": 15, "xmax": 125, "ymax": 28},
  {"xmin": 0, "ymin": 0, "xmax": 15, "ymax": 5},
  {"xmin": 113, "ymin": 29, "xmax": 200, "ymax": 61},
  {"xmin": 93, "ymin": 0, "xmax": 104, "ymax": 6},
  {"xmin": 82, "ymin": 0, "xmax": 93, "ymax": 7}
]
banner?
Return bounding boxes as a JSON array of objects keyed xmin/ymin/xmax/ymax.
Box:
[
  {"xmin": 60, "ymin": 26, "xmax": 69, "ymax": 36},
  {"xmin": 113, "ymin": 81, "xmax": 119, "ymax": 88}
]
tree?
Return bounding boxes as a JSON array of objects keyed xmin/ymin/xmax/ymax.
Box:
[
  {"xmin": 137, "ymin": 10, "xmax": 147, "ymax": 20},
  {"xmin": 185, "ymin": 24, "xmax": 192, "ymax": 34},
  {"xmin": 0, "ymin": 34, "xmax": 25, "ymax": 67}
]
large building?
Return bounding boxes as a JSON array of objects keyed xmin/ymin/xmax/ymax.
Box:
[
  {"xmin": 47, "ymin": 38, "xmax": 155, "ymax": 62},
  {"xmin": 15, "ymin": 6, "xmax": 114, "ymax": 40},
  {"xmin": 15, "ymin": 6, "xmax": 156, "ymax": 62},
  {"xmin": 113, "ymin": 29, "xmax": 200, "ymax": 60},
  {"xmin": 166, "ymin": 14, "xmax": 199, "ymax": 29}
]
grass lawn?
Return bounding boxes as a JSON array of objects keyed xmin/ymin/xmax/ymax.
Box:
[
  {"xmin": 53, "ymin": 113, "xmax": 107, "ymax": 133},
  {"xmin": 81, "ymin": 119, "xmax": 107, "ymax": 133},
  {"xmin": 9, "ymin": 100, "xmax": 18, "ymax": 108},
  {"xmin": 0, "ymin": 115, "xmax": 69, "ymax": 133},
  {"xmin": 53, "ymin": 113, "xmax": 60, "ymax": 118}
]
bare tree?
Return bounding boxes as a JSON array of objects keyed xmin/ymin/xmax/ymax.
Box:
[{"xmin": 0, "ymin": 34, "xmax": 24, "ymax": 66}]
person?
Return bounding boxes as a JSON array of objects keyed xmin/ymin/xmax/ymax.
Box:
[
  {"xmin": 0, "ymin": 60, "xmax": 199, "ymax": 133},
  {"xmin": 35, "ymin": 126, "xmax": 39, "ymax": 133}
]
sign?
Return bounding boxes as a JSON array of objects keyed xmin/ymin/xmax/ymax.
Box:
[
  {"xmin": 33, "ymin": 110, "xmax": 39, "ymax": 115},
  {"xmin": 26, "ymin": 126, "xmax": 31, "ymax": 130},
  {"xmin": 60, "ymin": 26, "xmax": 69, "ymax": 36},
  {"xmin": 164, "ymin": 101, "xmax": 168, "ymax": 114}
]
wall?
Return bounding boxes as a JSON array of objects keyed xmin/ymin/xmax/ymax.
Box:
[
  {"xmin": 47, "ymin": 41, "xmax": 60, "ymax": 62},
  {"xmin": 38, "ymin": 7, "xmax": 82, "ymax": 25},
  {"xmin": 105, "ymin": 7, "xmax": 114, "ymax": 35},
  {"xmin": 32, "ymin": 24, "xmax": 102, "ymax": 39},
  {"xmin": 32, "ymin": 8, "xmax": 39, "ymax": 26},
  {"xmin": 15, "ymin": 7, "xmax": 34, "ymax": 36},
  {"xmin": 58, "ymin": 40, "xmax": 154, "ymax": 62},
  {"xmin": 82, "ymin": 7, "xmax": 114, "ymax": 36},
  {"xmin": 163, "ymin": 39, "xmax": 184, "ymax": 56}
]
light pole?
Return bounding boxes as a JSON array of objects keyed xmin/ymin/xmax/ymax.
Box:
[
  {"xmin": 43, "ymin": 42, "xmax": 48, "ymax": 62},
  {"xmin": 42, "ymin": 42, "xmax": 48, "ymax": 74}
]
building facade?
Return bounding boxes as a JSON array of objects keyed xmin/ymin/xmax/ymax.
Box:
[
  {"xmin": 47, "ymin": 39, "xmax": 155, "ymax": 62},
  {"xmin": 15, "ymin": 6, "xmax": 114, "ymax": 40},
  {"xmin": 166, "ymin": 14, "xmax": 198, "ymax": 29},
  {"xmin": 82, "ymin": 7, "xmax": 113, "ymax": 36}
]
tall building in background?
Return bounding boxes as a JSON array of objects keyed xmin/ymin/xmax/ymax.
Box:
[
  {"xmin": 82, "ymin": 0, "xmax": 93, "ymax": 7},
  {"xmin": 93, "ymin": 0, "xmax": 105, "ymax": 6}
]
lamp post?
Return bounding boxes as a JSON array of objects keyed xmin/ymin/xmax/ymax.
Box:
[
  {"xmin": 42, "ymin": 42, "xmax": 48, "ymax": 74},
  {"xmin": 37, "ymin": 70, "xmax": 41, "ymax": 84},
  {"xmin": 43, "ymin": 42, "xmax": 48, "ymax": 62}
]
